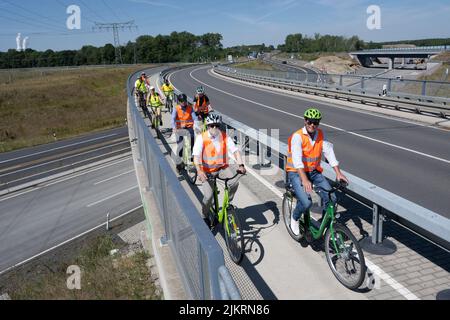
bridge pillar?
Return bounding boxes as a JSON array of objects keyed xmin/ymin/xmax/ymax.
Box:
[{"xmin": 388, "ymin": 57, "xmax": 394, "ymax": 70}]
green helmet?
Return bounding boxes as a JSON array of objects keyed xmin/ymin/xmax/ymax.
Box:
[{"xmin": 304, "ymin": 108, "xmax": 322, "ymax": 120}]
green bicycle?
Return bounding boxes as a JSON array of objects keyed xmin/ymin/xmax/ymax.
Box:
[
  {"xmin": 206, "ymin": 171, "xmax": 245, "ymax": 264},
  {"xmin": 150, "ymin": 106, "xmax": 162, "ymax": 140},
  {"xmin": 282, "ymin": 180, "xmax": 367, "ymax": 290}
]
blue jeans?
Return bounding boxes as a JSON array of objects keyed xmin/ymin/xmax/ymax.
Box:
[{"xmin": 288, "ymin": 170, "xmax": 336, "ymax": 221}]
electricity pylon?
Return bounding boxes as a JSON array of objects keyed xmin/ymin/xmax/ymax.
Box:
[{"xmin": 93, "ymin": 21, "xmax": 137, "ymax": 64}]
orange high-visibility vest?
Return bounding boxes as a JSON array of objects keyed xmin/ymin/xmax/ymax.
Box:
[
  {"xmin": 195, "ymin": 96, "xmax": 209, "ymax": 113},
  {"xmin": 201, "ymin": 131, "xmax": 228, "ymax": 173},
  {"xmin": 175, "ymin": 105, "xmax": 194, "ymax": 129},
  {"xmin": 286, "ymin": 129, "xmax": 324, "ymax": 173}
]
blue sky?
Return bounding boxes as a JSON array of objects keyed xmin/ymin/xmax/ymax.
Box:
[{"xmin": 0, "ymin": 0, "xmax": 449, "ymax": 52}]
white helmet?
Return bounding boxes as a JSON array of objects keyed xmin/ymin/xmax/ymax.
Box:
[
  {"xmin": 205, "ymin": 113, "xmax": 222, "ymax": 126},
  {"xmin": 149, "ymin": 86, "xmax": 155, "ymax": 91}
]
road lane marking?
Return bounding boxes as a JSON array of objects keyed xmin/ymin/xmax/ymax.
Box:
[
  {"xmin": 0, "ymin": 156, "xmax": 132, "ymax": 203},
  {"xmin": 0, "ymin": 133, "xmax": 119, "ymax": 165},
  {"xmin": 209, "ymin": 68, "xmax": 449, "ymax": 133},
  {"xmin": 0, "ymin": 205, "xmax": 143, "ymax": 276},
  {"xmin": 0, "ymin": 141, "xmax": 130, "ymax": 178},
  {"xmin": 187, "ymin": 68, "xmax": 450, "ymax": 165},
  {"xmin": 86, "ymin": 186, "xmax": 138, "ymax": 207},
  {"xmin": 94, "ymin": 170, "xmax": 134, "ymax": 185}
]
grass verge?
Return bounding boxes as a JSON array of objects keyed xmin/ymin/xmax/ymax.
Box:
[
  {"xmin": 233, "ymin": 60, "xmax": 281, "ymax": 71},
  {"xmin": 0, "ymin": 65, "xmax": 154, "ymax": 153},
  {"xmin": 2, "ymin": 234, "xmax": 161, "ymax": 300}
]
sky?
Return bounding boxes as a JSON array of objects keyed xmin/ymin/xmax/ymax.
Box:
[{"xmin": 0, "ymin": 0, "xmax": 449, "ymax": 52}]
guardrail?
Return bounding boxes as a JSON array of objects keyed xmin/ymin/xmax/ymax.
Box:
[
  {"xmin": 160, "ymin": 66, "xmax": 450, "ymax": 251},
  {"xmin": 214, "ymin": 66, "xmax": 450, "ymax": 119},
  {"xmin": 127, "ymin": 68, "xmax": 241, "ymax": 300},
  {"xmin": 355, "ymin": 46, "xmax": 450, "ymax": 53}
]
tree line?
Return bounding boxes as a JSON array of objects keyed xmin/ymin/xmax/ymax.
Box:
[
  {"xmin": 279, "ymin": 33, "xmax": 450, "ymax": 53},
  {"xmin": 0, "ymin": 32, "xmax": 238, "ymax": 69}
]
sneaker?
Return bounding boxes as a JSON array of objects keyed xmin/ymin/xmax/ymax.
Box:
[{"xmin": 291, "ymin": 217, "xmax": 300, "ymax": 236}]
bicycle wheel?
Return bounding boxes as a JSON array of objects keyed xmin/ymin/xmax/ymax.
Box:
[
  {"xmin": 282, "ymin": 193, "xmax": 303, "ymax": 242},
  {"xmin": 224, "ymin": 205, "xmax": 244, "ymax": 264},
  {"xmin": 186, "ymin": 164, "xmax": 197, "ymax": 184},
  {"xmin": 324, "ymin": 223, "xmax": 366, "ymax": 290}
]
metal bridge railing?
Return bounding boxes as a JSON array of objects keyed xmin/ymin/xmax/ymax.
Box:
[{"xmin": 127, "ymin": 69, "xmax": 241, "ymax": 300}]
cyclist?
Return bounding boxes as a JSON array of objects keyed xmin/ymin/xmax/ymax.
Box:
[
  {"xmin": 193, "ymin": 113, "xmax": 246, "ymax": 226},
  {"xmin": 135, "ymin": 73, "xmax": 150, "ymax": 118},
  {"xmin": 147, "ymin": 86, "xmax": 164, "ymax": 128},
  {"xmin": 172, "ymin": 93, "xmax": 198, "ymax": 173},
  {"xmin": 193, "ymin": 86, "xmax": 212, "ymax": 130},
  {"xmin": 162, "ymin": 79, "xmax": 175, "ymax": 100},
  {"xmin": 286, "ymin": 108, "xmax": 348, "ymax": 236}
]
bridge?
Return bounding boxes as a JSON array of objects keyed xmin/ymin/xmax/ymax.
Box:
[
  {"xmin": 350, "ymin": 46, "xmax": 450, "ymax": 69},
  {"xmin": 1, "ymin": 63, "xmax": 449, "ymax": 301}
]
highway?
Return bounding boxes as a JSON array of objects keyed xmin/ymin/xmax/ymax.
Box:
[
  {"xmin": 0, "ymin": 152, "xmax": 141, "ymax": 273},
  {"xmin": 167, "ymin": 65, "xmax": 450, "ymax": 218}
]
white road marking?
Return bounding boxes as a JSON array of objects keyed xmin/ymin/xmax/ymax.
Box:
[
  {"xmin": 209, "ymin": 68, "xmax": 450, "ymax": 133},
  {"xmin": 86, "ymin": 186, "xmax": 138, "ymax": 207},
  {"xmin": 0, "ymin": 133, "xmax": 119, "ymax": 165},
  {"xmin": 0, "ymin": 140, "xmax": 129, "ymax": 178},
  {"xmin": 0, "ymin": 156, "xmax": 132, "ymax": 203},
  {"xmin": 94, "ymin": 170, "xmax": 134, "ymax": 185},
  {"xmin": 0, "ymin": 205, "xmax": 143, "ymax": 276},
  {"xmin": 188, "ymin": 68, "xmax": 450, "ymax": 165}
]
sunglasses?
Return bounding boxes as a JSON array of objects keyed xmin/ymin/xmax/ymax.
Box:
[
  {"xmin": 306, "ymin": 119, "xmax": 320, "ymax": 126},
  {"xmin": 208, "ymin": 124, "xmax": 220, "ymax": 129}
]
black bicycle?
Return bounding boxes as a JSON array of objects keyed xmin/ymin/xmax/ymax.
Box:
[{"xmin": 137, "ymin": 91, "xmax": 152, "ymax": 120}]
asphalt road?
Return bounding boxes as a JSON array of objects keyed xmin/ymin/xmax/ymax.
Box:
[
  {"xmin": 0, "ymin": 127, "xmax": 130, "ymax": 192},
  {"xmin": 165, "ymin": 65, "xmax": 450, "ymax": 218},
  {"xmin": 0, "ymin": 156, "xmax": 141, "ymax": 273}
]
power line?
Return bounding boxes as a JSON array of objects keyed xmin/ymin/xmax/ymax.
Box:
[
  {"xmin": 79, "ymin": 0, "xmax": 108, "ymax": 22},
  {"xmin": 101, "ymin": 0, "xmax": 121, "ymax": 21},
  {"xmin": 93, "ymin": 21, "xmax": 137, "ymax": 64},
  {"xmin": 1, "ymin": 0, "xmax": 66, "ymax": 28},
  {"xmin": 0, "ymin": 11, "xmax": 65, "ymax": 33},
  {"xmin": 54, "ymin": 0, "xmax": 98, "ymax": 24}
]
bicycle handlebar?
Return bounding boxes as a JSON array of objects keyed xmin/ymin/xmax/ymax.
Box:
[{"xmin": 206, "ymin": 170, "xmax": 245, "ymax": 183}]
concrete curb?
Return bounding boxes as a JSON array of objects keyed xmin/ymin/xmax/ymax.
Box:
[{"xmin": 0, "ymin": 152, "xmax": 132, "ymax": 197}]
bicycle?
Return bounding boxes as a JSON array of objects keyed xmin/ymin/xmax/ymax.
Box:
[
  {"xmin": 206, "ymin": 171, "xmax": 245, "ymax": 264},
  {"xmin": 181, "ymin": 131, "xmax": 197, "ymax": 184},
  {"xmin": 282, "ymin": 180, "xmax": 367, "ymax": 290},
  {"xmin": 137, "ymin": 91, "xmax": 152, "ymax": 120},
  {"xmin": 164, "ymin": 92, "xmax": 174, "ymax": 114},
  {"xmin": 150, "ymin": 106, "xmax": 162, "ymax": 140}
]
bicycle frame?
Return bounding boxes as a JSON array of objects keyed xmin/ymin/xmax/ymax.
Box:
[
  {"xmin": 211, "ymin": 178, "xmax": 235, "ymax": 237},
  {"xmin": 303, "ymin": 201, "xmax": 336, "ymax": 240}
]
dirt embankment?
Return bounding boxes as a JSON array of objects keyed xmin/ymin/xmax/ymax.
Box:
[{"xmin": 307, "ymin": 54, "xmax": 360, "ymax": 74}]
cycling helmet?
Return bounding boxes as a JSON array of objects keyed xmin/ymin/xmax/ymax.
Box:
[
  {"xmin": 149, "ymin": 86, "xmax": 155, "ymax": 91},
  {"xmin": 165, "ymin": 79, "xmax": 170, "ymax": 84},
  {"xmin": 178, "ymin": 93, "xmax": 187, "ymax": 102},
  {"xmin": 140, "ymin": 72, "xmax": 146, "ymax": 77},
  {"xmin": 304, "ymin": 108, "xmax": 322, "ymax": 120},
  {"xmin": 205, "ymin": 113, "xmax": 222, "ymax": 126},
  {"xmin": 196, "ymin": 86, "xmax": 205, "ymax": 94}
]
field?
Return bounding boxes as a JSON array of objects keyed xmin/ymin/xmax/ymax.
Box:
[
  {"xmin": 0, "ymin": 65, "xmax": 153, "ymax": 153},
  {"xmin": 233, "ymin": 59, "xmax": 280, "ymax": 71}
]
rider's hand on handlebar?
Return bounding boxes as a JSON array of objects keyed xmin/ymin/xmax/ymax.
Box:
[
  {"xmin": 336, "ymin": 173, "xmax": 349, "ymax": 186},
  {"xmin": 237, "ymin": 165, "xmax": 246, "ymax": 175}
]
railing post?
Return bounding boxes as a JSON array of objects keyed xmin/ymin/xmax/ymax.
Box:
[
  {"xmin": 421, "ymin": 81, "xmax": 427, "ymax": 96},
  {"xmin": 360, "ymin": 204, "xmax": 397, "ymax": 255}
]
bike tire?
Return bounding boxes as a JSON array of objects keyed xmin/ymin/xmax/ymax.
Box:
[
  {"xmin": 224, "ymin": 205, "xmax": 245, "ymax": 264},
  {"xmin": 324, "ymin": 223, "xmax": 366, "ymax": 290},
  {"xmin": 282, "ymin": 193, "xmax": 303, "ymax": 242},
  {"xmin": 186, "ymin": 164, "xmax": 197, "ymax": 184}
]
